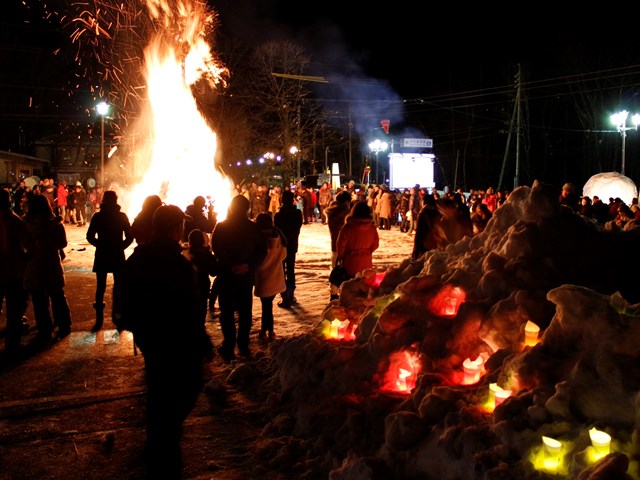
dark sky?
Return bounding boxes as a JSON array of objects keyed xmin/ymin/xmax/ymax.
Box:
[
  {"xmin": 4, "ymin": 1, "xmax": 640, "ymax": 188},
  {"xmin": 208, "ymin": 1, "xmax": 622, "ymax": 98}
]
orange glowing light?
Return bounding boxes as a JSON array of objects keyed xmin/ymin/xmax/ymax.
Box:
[
  {"xmin": 524, "ymin": 321, "xmax": 541, "ymax": 347},
  {"xmin": 118, "ymin": 0, "xmax": 234, "ymax": 220},
  {"xmin": 428, "ymin": 284, "xmax": 466, "ymax": 317},
  {"xmin": 381, "ymin": 349, "xmax": 421, "ymax": 394}
]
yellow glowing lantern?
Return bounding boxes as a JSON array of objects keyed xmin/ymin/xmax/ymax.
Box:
[
  {"xmin": 589, "ymin": 427, "xmax": 611, "ymax": 460},
  {"xmin": 542, "ymin": 436, "xmax": 563, "ymax": 470},
  {"xmin": 330, "ymin": 319, "xmax": 340, "ymax": 339},
  {"xmin": 524, "ymin": 321, "xmax": 541, "ymax": 347},
  {"xmin": 321, "ymin": 319, "xmax": 331, "ymax": 338},
  {"xmin": 462, "ymin": 356, "xmax": 484, "ymax": 384}
]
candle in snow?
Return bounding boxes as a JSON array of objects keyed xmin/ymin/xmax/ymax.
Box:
[
  {"xmin": 330, "ymin": 319, "xmax": 340, "ymax": 338},
  {"xmin": 542, "ymin": 436, "xmax": 563, "ymax": 470},
  {"xmin": 589, "ymin": 427, "xmax": 611, "ymax": 459},
  {"xmin": 524, "ymin": 321, "xmax": 541, "ymax": 346},
  {"xmin": 396, "ymin": 368, "xmax": 411, "ymax": 391},
  {"xmin": 462, "ymin": 356, "xmax": 483, "ymax": 384}
]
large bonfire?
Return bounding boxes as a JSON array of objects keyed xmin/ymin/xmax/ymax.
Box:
[{"xmin": 61, "ymin": 0, "xmax": 235, "ymax": 217}]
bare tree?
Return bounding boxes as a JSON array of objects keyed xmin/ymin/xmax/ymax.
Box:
[{"xmin": 232, "ymin": 40, "xmax": 323, "ymax": 184}]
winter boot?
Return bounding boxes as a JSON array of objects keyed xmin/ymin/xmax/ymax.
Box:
[
  {"xmin": 277, "ymin": 290, "xmax": 292, "ymax": 309},
  {"xmin": 91, "ymin": 302, "xmax": 106, "ymax": 332}
]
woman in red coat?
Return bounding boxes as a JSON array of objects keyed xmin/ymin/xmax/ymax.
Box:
[{"xmin": 336, "ymin": 201, "xmax": 379, "ymax": 278}]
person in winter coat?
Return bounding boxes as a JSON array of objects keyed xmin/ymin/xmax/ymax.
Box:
[
  {"xmin": 317, "ymin": 182, "xmax": 333, "ymax": 225},
  {"xmin": 131, "ymin": 195, "xmax": 163, "ymax": 246},
  {"xmin": 325, "ymin": 190, "xmax": 352, "ymax": 300},
  {"xmin": 254, "ymin": 213, "xmax": 287, "ymax": 342},
  {"xmin": 210, "ymin": 195, "xmax": 267, "ymax": 360},
  {"xmin": 182, "ymin": 195, "xmax": 216, "ymax": 242},
  {"xmin": 86, "ymin": 190, "xmax": 134, "ymax": 332},
  {"xmin": 72, "ymin": 182, "xmax": 87, "ymax": 226},
  {"xmin": 273, "ymin": 189, "xmax": 303, "ymax": 308},
  {"xmin": 23, "ymin": 194, "xmax": 72, "ymax": 344},
  {"xmin": 120, "ymin": 204, "xmax": 213, "ymax": 479},
  {"xmin": 336, "ymin": 201, "xmax": 379, "ymax": 278},
  {"xmin": 182, "ymin": 228, "xmax": 218, "ymax": 325},
  {"xmin": 377, "ymin": 185, "xmax": 393, "ymax": 230},
  {"xmin": 0, "ymin": 188, "xmax": 29, "ymax": 356},
  {"xmin": 56, "ymin": 179, "xmax": 68, "ymax": 220},
  {"xmin": 268, "ymin": 186, "xmax": 282, "ymax": 218}
]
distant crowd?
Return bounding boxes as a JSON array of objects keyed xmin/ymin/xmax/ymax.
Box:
[{"xmin": 3, "ymin": 177, "xmax": 103, "ymax": 226}]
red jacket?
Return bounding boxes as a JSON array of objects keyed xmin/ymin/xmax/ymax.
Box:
[
  {"xmin": 56, "ymin": 184, "xmax": 68, "ymax": 207},
  {"xmin": 336, "ymin": 217, "xmax": 379, "ymax": 277}
]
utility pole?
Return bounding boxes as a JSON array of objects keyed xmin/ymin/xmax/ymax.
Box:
[
  {"xmin": 348, "ymin": 106, "xmax": 353, "ymax": 176},
  {"xmin": 498, "ymin": 65, "xmax": 522, "ymax": 191}
]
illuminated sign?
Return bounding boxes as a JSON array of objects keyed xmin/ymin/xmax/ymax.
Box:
[
  {"xmin": 388, "ymin": 153, "xmax": 435, "ymax": 190},
  {"xmin": 402, "ymin": 138, "xmax": 433, "ymax": 148}
]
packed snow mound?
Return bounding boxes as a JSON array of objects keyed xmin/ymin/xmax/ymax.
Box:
[
  {"xmin": 259, "ymin": 181, "xmax": 640, "ymax": 479},
  {"xmin": 583, "ymin": 172, "xmax": 638, "ymax": 206}
]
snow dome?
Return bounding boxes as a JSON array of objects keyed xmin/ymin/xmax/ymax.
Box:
[{"xmin": 583, "ymin": 172, "xmax": 638, "ymax": 205}]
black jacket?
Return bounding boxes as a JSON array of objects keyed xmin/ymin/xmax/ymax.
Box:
[
  {"xmin": 274, "ymin": 204, "xmax": 303, "ymax": 254},
  {"xmin": 121, "ymin": 237, "xmax": 212, "ymax": 364},
  {"xmin": 210, "ymin": 214, "xmax": 266, "ymax": 286}
]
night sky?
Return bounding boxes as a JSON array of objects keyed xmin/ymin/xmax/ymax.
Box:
[{"xmin": 2, "ymin": 1, "xmax": 640, "ymax": 189}]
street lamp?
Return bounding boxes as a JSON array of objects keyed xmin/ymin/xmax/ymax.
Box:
[
  {"xmin": 96, "ymin": 101, "xmax": 110, "ymax": 187},
  {"xmin": 290, "ymin": 145, "xmax": 299, "ymax": 180},
  {"xmin": 610, "ymin": 110, "xmax": 640, "ymax": 176},
  {"xmin": 368, "ymin": 139, "xmax": 388, "ymax": 185}
]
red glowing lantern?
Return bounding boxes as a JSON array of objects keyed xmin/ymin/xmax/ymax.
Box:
[
  {"xmin": 381, "ymin": 349, "xmax": 421, "ymax": 394},
  {"xmin": 364, "ymin": 270, "xmax": 386, "ymax": 288},
  {"xmin": 428, "ymin": 284, "xmax": 466, "ymax": 317}
]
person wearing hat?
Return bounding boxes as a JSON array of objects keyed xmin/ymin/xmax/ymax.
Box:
[
  {"xmin": 120, "ymin": 204, "xmax": 213, "ymax": 479},
  {"xmin": 72, "ymin": 181, "xmax": 87, "ymax": 226},
  {"xmin": 85, "ymin": 190, "xmax": 134, "ymax": 332},
  {"xmin": 559, "ymin": 182, "xmax": 579, "ymax": 212}
]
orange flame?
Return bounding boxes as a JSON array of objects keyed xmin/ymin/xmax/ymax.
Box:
[{"xmin": 118, "ymin": 0, "xmax": 234, "ymax": 219}]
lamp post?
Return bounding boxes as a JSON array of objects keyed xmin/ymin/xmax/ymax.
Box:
[
  {"xmin": 611, "ymin": 110, "xmax": 640, "ymax": 176},
  {"xmin": 96, "ymin": 101, "xmax": 110, "ymax": 187},
  {"xmin": 290, "ymin": 145, "xmax": 299, "ymax": 180},
  {"xmin": 368, "ymin": 139, "xmax": 388, "ymax": 185}
]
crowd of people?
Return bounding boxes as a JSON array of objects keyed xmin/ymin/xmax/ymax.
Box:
[
  {"xmin": 4, "ymin": 177, "xmax": 102, "ymax": 225},
  {"xmin": 3, "ymin": 174, "xmax": 640, "ymax": 478}
]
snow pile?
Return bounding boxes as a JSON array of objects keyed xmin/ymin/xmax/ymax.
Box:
[{"xmin": 257, "ymin": 181, "xmax": 640, "ymax": 479}]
